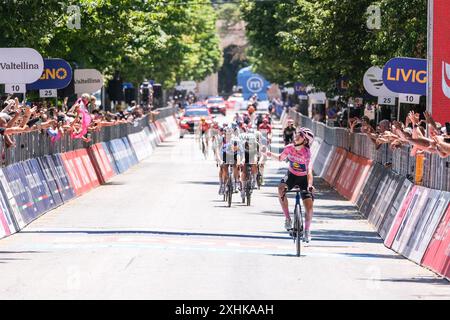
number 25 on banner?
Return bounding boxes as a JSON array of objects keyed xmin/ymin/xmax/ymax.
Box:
[
  {"xmin": 399, "ymin": 94, "xmax": 421, "ymax": 104},
  {"xmin": 377, "ymin": 96, "xmax": 396, "ymax": 105},
  {"xmin": 39, "ymin": 89, "xmax": 57, "ymax": 98},
  {"xmin": 5, "ymin": 84, "xmax": 25, "ymax": 94}
]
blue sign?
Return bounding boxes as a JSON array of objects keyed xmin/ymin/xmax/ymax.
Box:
[
  {"xmin": 382, "ymin": 57, "xmax": 427, "ymax": 95},
  {"xmin": 294, "ymin": 82, "xmax": 307, "ymax": 96},
  {"xmin": 27, "ymin": 59, "xmax": 72, "ymax": 90},
  {"xmin": 237, "ymin": 66, "xmax": 270, "ymax": 100}
]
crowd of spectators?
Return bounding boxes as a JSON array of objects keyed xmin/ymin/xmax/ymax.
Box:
[
  {"xmin": 348, "ymin": 111, "xmax": 450, "ymax": 158},
  {"xmin": 0, "ymin": 93, "xmax": 154, "ymax": 148}
]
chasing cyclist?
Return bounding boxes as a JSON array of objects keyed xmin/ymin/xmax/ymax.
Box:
[
  {"xmin": 283, "ymin": 119, "xmax": 296, "ymax": 145},
  {"xmin": 216, "ymin": 129, "xmax": 243, "ymax": 195},
  {"xmin": 264, "ymin": 127, "xmax": 315, "ymax": 243}
]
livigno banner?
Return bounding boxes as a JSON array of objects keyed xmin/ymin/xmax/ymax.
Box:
[
  {"xmin": 0, "ymin": 48, "xmax": 44, "ymax": 84},
  {"xmin": 27, "ymin": 58, "xmax": 72, "ymax": 90}
]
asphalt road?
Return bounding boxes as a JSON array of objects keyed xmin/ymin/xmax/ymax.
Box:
[{"xmin": 0, "ymin": 115, "xmax": 448, "ymax": 299}]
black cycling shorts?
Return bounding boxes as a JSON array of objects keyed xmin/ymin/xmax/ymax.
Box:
[{"xmin": 280, "ymin": 171, "xmax": 314, "ymax": 201}]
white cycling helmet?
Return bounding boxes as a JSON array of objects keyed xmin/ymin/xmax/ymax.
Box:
[{"xmin": 296, "ymin": 127, "xmax": 314, "ymax": 145}]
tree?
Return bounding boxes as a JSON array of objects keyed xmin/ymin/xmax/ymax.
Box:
[
  {"xmin": 241, "ymin": 0, "xmax": 428, "ymax": 96},
  {"xmin": 0, "ymin": 0, "xmax": 222, "ymax": 89}
]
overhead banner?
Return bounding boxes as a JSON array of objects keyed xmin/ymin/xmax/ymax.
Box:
[
  {"xmin": 27, "ymin": 58, "xmax": 72, "ymax": 90},
  {"xmin": 383, "ymin": 57, "xmax": 427, "ymax": 96},
  {"xmin": 0, "ymin": 48, "xmax": 44, "ymax": 84},
  {"xmin": 74, "ymin": 69, "xmax": 103, "ymax": 94},
  {"xmin": 428, "ymin": 0, "xmax": 450, "ymax": 123}
]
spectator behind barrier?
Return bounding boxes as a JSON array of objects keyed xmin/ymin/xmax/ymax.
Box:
[{"xmin": 0, "ymin": 93, "xmax": 158, "ymax": 148}]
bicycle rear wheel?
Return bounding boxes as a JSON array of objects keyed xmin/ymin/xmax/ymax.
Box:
[
  {"xmin": 295, "ymin": 206, "xmax": 301, "ymax": 257},
  {"xmin": 256, "ymin": 172, "xmax": 262, "ymax": 190},
  {"xmin": 227, "ymin": 181, "xmax": 233, "ymax": 207},
  {"xmin": 246, "ymin": 183, "xmax": 251, "ymax": 206}
]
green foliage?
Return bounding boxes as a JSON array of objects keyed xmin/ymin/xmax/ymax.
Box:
[
  {"xmin": 241, "ymin": 0, "xmax": 427, "ymax": 96},
  {"xmin": 0, "ymin": 0, "xmax": 222, "ymax": 88}
]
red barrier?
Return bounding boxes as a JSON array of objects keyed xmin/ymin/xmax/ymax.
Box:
[
  {"xmin": 91, "ymin": 144, "xmax": 116, "ymax": 183},
  {"xmin": 75, "ymin": 149, "xmax": 100, "ymax": 190},
  {"xmin": 0, "ymin": 209, "xmax": 11, "ymax": 238},
  {"xmin": 60, "ymin": 152, "xmax": 83, "ymax": 196},
  {"xmin": 384, "ymin": 186, "xmax": 418, "ymax": 248},
  {"xmin": 323, "ymin": 147, "xmax": 347, "ymax": 187},
  {"xmin": 335, "ymin": 153, "xmax": 373, "ymax": 201},
  {"xmin": 154, "ymin": 120, "xmax": 165, "ymax": 142},
  {"xmin": 421, "ymin": 205, "xmax": 450, "ymax": 279},
  {"xmin": 350, "ymin": 158, "xmax": 372, "ymax": 204},
  {"xmin": 61, "ymin": 151, "xmax": 92, "ymax": 196}
]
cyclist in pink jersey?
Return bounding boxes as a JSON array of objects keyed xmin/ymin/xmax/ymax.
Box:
[{"xmin": 265, "ymin": 127, "xmax": 315, "ymax": 242}]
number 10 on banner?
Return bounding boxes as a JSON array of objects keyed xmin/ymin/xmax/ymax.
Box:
[
  {"xmin": 5, "ymin": 84, "xmax": 25, "ymax": 94},
  {"xmin": 39, "ymin": 89, "xmax": 57, "ymax": 98},
  {"xmin": 399, "ymin": 94, "xmax": 421, "ymax": 104}
]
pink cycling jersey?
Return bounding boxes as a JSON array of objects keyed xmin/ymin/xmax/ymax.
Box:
[{"xmin": 279, "ymin": 144, "xmax": 311, "ymax": 176}]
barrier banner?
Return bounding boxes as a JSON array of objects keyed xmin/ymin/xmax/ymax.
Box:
[
  {"xmin": 100, "ymin": 142, "xmax": 119, "ymax": 175},
  {"xmin": 319, "ymin": 145, "xmax": 336, "ymax": 179},
  {"xmin": 24, "ymin": 159, "xmax": 55, "ymax": 214},
  {"xmin": 392, "ymin": 186, "xmax": 432, "ymax": 254},
  {"xmin": 143, "ymin": 127, "xmax": 156, "ymax": 151},
  {"xmin": 0, "ymin": 170, "xmax": 24, "ymax": 233},
  {"xmin": 87, "ymin": 145, "xmax": 105, "ymax": 184},
  {"xmin": 335, "ymin": 153, "xmax": 373, "ymax": 201},
  {"xmin": 379, "ymin": 178, "xmax": 412, "ymax": 240},
  {"xmin": 75, "ymin": 149, "xmax": 100, "ymax": 190},
  {"xmin": 36, "ymin": 157, "xmax": 64, "ymax": 207},
  {"xmin": 60, "ymin": 152, "xmax": 89, "ymax": 196},
  {"xmin": 68, "ymin": 151, "xmax": 92, "ymax": 194},
  {"xmin": 107, "ymin": 139, "xmax": 130, "ymax": 174},
  {"xmin": 421, "ymin": 204, "xmax": 450, "ymax": 279},
  {"xmin": 154, "ymin": 120, "xmax": 165, "ymax": 142},
  {"xmin": 402, "ymin": 191, "xmax": 450, "ymax": 264},
  {"xmin": 367, "ymin": 169, "xmax": 393, "ymax": 226},
  {"xmin": 311, "ymin": 138, "xmax": 322, "ymax": 165},
  {"xmin": 52, "ymin": 154, "xmax": 76, "ymax": 202},
  {"xmin": 372, "ymin": 173, "xmax": 406, "ymax": 233},
  {"xmin": 0, "ymin": 171, "xmax": 20, "ymax": 237},
  {"xmin": 323, "ymin": 147, "xmax": 347, "ymax": 186},
  {"xmin": 0, "ymin": 195, "xmax": 13, "ymax": 238},
  {"xmin": 350, "ymin": 157, "xmax": 373, "ymax": 204},
  {"xmin": 128, "ymin": 131, "xmax": 153, "ymax": 162},
  {"xmin": 150, "ymin": 123, "xmax": 162, "ymax": 145},
  {"xmin": 160, "ymin": 118, "xmax": 171, "ymax": 138},
  {"xmin": 3, "ymin": 164, "xmax": 39, "ymax": 224},
  {"xmin": 384, "ymin": 186, "xmax": 420, "ymax": 249},
  {"xmin": 359, "ymin": 164, "xmax": 386, "ymax": 217},
  {"xmin": 122, "ymin": 137, "xmax": 139, "ymax": 166},
  {"xmin": 312, "ymin": 140, "xmax": 330, "ymax": 176},
  {"xmin": 88, "ymin": 144, "xmax": 116, "ymax": 184}
]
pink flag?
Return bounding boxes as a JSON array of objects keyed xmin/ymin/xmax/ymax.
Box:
[{"xmin": 71, "ymin": 106, "xmax": 92, "ymax": 139}]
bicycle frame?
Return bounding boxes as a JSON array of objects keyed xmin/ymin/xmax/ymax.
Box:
[{"xmin": 283, "ymin": 187, "xmax": 305, "ymax": 257}]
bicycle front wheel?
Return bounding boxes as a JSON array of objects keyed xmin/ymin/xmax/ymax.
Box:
[
  {"xmin": 227, "ymin": 183, "xmax": 233, "ymax": 207},
  {"xmin": 295, "ymin": 207, "xmax": 301, "ymax": 257}
]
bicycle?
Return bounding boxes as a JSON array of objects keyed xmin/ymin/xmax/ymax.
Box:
[{"xmin": 282, "ymin": 185, "xmax": 309, "ymax": 257}]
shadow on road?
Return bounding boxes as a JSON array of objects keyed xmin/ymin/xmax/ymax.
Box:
[
  {"xmin": 375, "ymin": 276, "xmax": 449, "ymax": 285},
  {"xmin": 22, "ymin": 229, "xmax": 291, "ymax": 241}
]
